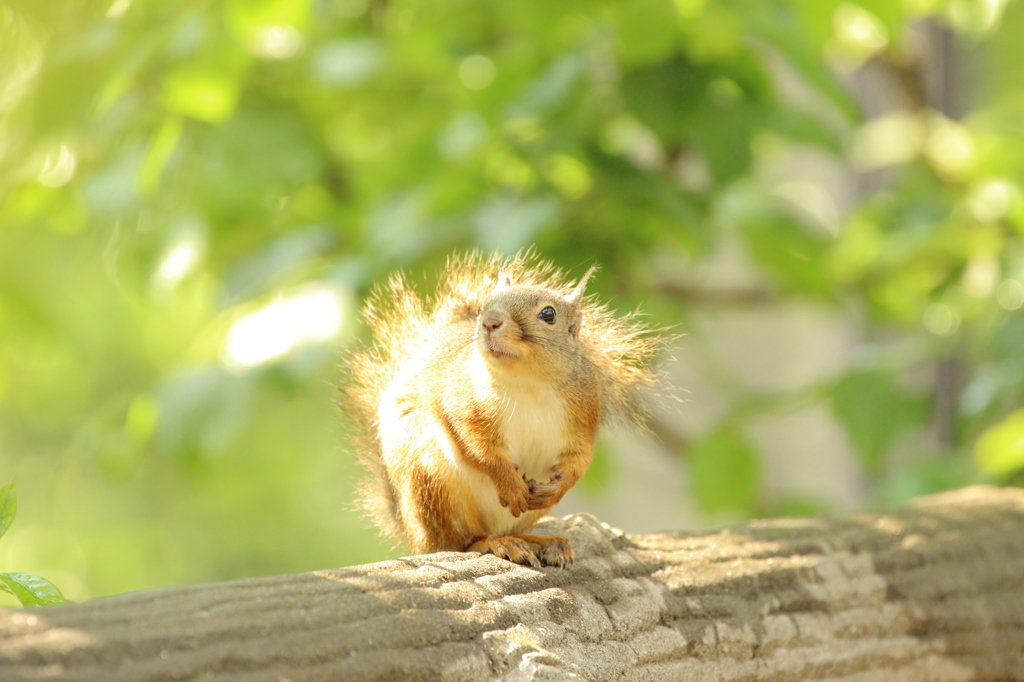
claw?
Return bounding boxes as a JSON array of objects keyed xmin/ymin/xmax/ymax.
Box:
[{"xmin": 466, "ymin": 535, "xmax": 541, "ymax": 568}]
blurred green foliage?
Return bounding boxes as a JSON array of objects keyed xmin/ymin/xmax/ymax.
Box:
[
  {"xmin": 0, "ymin": 481, "xmax": 69, "ymax": 607},
  {"xmin": 1, "ymin": 0, "xmax": 1024, "ymax": 601}
]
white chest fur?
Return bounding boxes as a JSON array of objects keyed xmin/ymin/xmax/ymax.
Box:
[
  {"xmin": 496, "ymin": 379, "xmax": 567, "ymax": 480},
  {"xmin": 446, "ymin": 353, "xmax": 569, "ymax": 535}
]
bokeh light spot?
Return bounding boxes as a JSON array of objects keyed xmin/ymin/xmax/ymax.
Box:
[
  {"xmin": 251, "ymin": 25, "xmax": 303, "ymax": 60},
  {"xmin": 831, "ymin": 3, "xmax": 889, "ymax": 65},
  {"xmin": 37, "ymin": 145, "xmax": 76, "ymax": 188},
  {"xmin": 459, "ymin": 55, "xmax": 496, "ymax": 91},
  {"xmin": 923, "ymin": 302, "xmax": 960, "ymax": 336},
  {"xmin": 926, "ymin": 116, "xmax": 976, "ymax": 180},
  {"xmin": 544, "ymin": 155, "xmax": 592, "ymax": 200},
  {"xmin": 966, "ymin": 178, "xmax": 1018, "ymax": 223},
  {"xmin": 851, "ymin": 112, "xmax": 924, "ymax": 170},
  {"xmin": 157, "ymin": 241, "xmax": 200, "ymax": 285},
  {"xmin": 996, "ymin": 279, "xmax": 1024, "ymax": 311},
  {"xmin": 963, "ymin": 256, "xmax": 999, "ymax": 298},
  {"xmin": 224, "ymin": 286, "xmax": 347, "ymax": 368},
  {"xmin": 107, "ymin": 0, "xmax": 132, "ymax": 17}
]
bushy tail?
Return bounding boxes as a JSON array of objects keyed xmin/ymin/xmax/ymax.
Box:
[
  {"xmin": 339, "ymin": 271, "xmax": 429, "ymax": 546},
  {"xmin": 576, "ymin": 291, "xmax": 669, "ymax": 433}
]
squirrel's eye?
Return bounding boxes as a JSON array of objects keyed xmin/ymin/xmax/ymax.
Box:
[{"xmin": 538, "ymin": 306, "xmax": 556, "ymax": 324}]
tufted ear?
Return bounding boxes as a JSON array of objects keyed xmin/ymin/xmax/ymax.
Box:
[
  {"xmin": 568, "ymin": 265, "xmax": 597, "ymax": 307},
  {"xmin": 567, "ymin": 265, "xmax": 596, "ymax": 338},
  {"xmin": 494, "ymin": 271, "xmax": 513, "ymax": 291}
]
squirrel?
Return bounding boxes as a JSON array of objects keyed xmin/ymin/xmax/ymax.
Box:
[{"xmin": 343, "ymin": 251, "xmax": 663, "ymax": 568}]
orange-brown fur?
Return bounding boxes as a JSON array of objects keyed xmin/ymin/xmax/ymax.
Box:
[{"xmin": 343, "ymin": 251, "xmax": 663, "ymax": 567}]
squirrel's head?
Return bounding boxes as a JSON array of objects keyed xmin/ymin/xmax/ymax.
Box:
[{"xmin": 475, "ymin": 266, "xmax": 595, "ymax": 380}]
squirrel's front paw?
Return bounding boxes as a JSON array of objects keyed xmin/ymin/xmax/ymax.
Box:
[
  {"xmin": 498, "ymin": 476, "xmax": 530, "ymax": 517},
  {"xmin": 524, "ymin": 470, "xmax": 563, "ymax": 510}
]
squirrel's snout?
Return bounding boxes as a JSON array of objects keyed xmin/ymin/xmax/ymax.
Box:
[{"xmin": 479, "ymin": 310, "xmax": 518, "ymax": 360}]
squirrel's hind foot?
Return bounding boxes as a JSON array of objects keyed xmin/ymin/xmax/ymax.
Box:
[
  {"xmin": 518, "ymin": 534, "xmax": 574, "ymax": 569},
  {"xmin": 466, "ymin": 535, "xmax": 540, "ymax": 568},
  {"xmin": 466, "ymin": 534, "xmax": 573, "ymax": 569}
]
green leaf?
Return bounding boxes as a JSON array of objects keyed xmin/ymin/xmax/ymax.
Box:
[
  {"xmin": 161, "ymin": 44, "xmax": 249, "ymax": 123},
  {"xmin": 991, "ymin": 315, "xmax": 1024, "ymax": 373},
  {"xmin": 125, "ymin": 393, "xmax": 161, "ymax": 445},
  {"xmin": 474, "ymin": 195, "xmax": 560, "ymax": 255},
  {"xmin": 750, "ymin": 1, "xmax": 860, "ymax": 121},
  {"xmin": 881, "ymin": 453, "xmax": 978, "ymax": 505},
  {"xmin": 162, "ymin": 68, "xmax": 241, "ymax": 124},
  {"xmin": 0, "ymin": 480, "xmax": 15, "ymax": 542},
  {"xmin": 506, "ymin": 53, "xmax": 585, "ymax": 119},
  {"xmin": 687, "ymin": 426, "xmax": 760, "ymax": 514},
  {"xmin": 766, "ymin": 105, "xmax": 843, "ymax": 152},
  {"xmin": 227, "ymin": 0, "xmax": 311, "ymax": 43},
  {"xmin": 786, "ymin": 0, "xmax": 844, "ymax": 51},
  {"xmin": 832, "ymin": 371, "xmax": 927, "ymax": 473},
  {"xmin": 694, "ymin": 104, "xmax": 755, "ymax": 184},
  {"xmin": 763, "ymin": 496, "xmax": 829, "ymax": 519},
  {"xmin": 679, "ymin": 3, "xmax": 743, "ymax": 62},
  {"xmin": 137, "ymin": 115, "xmax": 184, "ymax": 196},
  {"xmin": 155, "ymin": 367, "xmax": 255, "ymax": 465},
  {"xmin": 608, "ymin": 0, "xmax": 679, "ymax": 66},
  {"xmin": 974, "ymin": 409, "xmax": 1024, "ymax": 477},
  {"xmin": 0, "ymin": 572, "xmax": 69, "ymax": 608},
  {"xmin": 739, "ymin": 218, "xmax": 834, "ymax": 297},
  {"xmin": 621, "ymin": 56, "xmax": 709, "ymax": 145}
]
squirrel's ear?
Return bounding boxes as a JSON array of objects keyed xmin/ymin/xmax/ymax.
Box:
[
  {"xmin": 495, "ymin": 272, "xmax": 513, "ymax": 291},
  {"xmin": 568, "ymin": 265, "xmax": 597, "ymax": 307},
  {"xmin": 567, "ymin": 265, "xmax": 595, "ymax": 339}
]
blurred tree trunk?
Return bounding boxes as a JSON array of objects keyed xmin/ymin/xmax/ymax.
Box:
[
  {"xmin": 1, "ymin": 485, "xmax": 1022, "ymax": 681},
  {"xmin": 853, "ymin": 19, "xmax": 975, "ymax": 451}
]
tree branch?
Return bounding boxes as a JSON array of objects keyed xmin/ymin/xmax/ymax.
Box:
[{"xmin": 2, "ymin": 485, "xmax": 1023, "ymax": 681}]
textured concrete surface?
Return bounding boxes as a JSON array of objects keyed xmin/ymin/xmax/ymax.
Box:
[{"xmin": 1, "ymin": 486, "xmax": 1022, "ymax": 681}]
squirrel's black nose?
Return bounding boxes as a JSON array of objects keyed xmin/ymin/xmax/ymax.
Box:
[{"xmin": 482, "ymin": 315, "xmax": 503, "ymax": 333}]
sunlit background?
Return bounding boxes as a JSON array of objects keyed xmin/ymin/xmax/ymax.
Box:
[{"xmin": 2, "ymin": 0, "xmax": 1024, "ymax": 603}]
